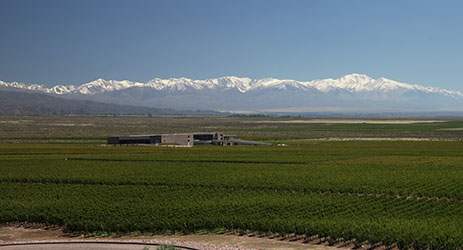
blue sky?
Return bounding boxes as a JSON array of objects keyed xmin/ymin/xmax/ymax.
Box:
[{"xmin": 1, "ymin": 0, "xmax": 462, "ymax": 90}]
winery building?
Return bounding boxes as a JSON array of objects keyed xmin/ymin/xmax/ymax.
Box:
[{"xmin": 107, "ymin": 132, "xmax": 269, "ymax": 146}]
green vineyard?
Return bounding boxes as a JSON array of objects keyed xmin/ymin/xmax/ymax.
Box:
[{"xmin": 1, "ymin": 140, "xmax": 463, "ymax": 248}]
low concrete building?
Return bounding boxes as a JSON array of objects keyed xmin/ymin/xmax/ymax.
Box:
[
  {"xmin": 107, "ymin": 135, "xmax": 160, "ymax": 145},
  {"xmin": 108, "ymin": 133, "xmax": 193, "ymax": 147},
  {"xmin": 161, "ymin": 133, "xmax": 193, "ymax": 146},
  {"xmin": 193, "ymin": 132, "xmax": 225, "ymax": 142}
]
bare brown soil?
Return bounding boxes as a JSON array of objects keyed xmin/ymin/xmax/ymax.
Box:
[
  {"xmin": 0, "ymin": 226, "xmax": 347, "ymax": 250},
  {"xmin": 1, "ymin": 115, "xmax": 462, "ymax": 143}
]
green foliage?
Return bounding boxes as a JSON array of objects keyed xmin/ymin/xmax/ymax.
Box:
[
  {"xmin": 156, "ymin": 245, "xmax": 178, "ymax": 250},
  {"xmin": 1, "ymin": 141, "xmax": 463, "ymax": 248}
]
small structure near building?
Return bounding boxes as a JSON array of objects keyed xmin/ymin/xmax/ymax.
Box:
[
  {"xmin": 212, "ymin": 139, "xmax": 271, "ymax": 146},
  {"xmin": 192, "ymin": 132, "xmax": 226, "ymax": 145},
  {"xmin": 107, "ymin": 132, "xmax": 269, "ymax": 147}
]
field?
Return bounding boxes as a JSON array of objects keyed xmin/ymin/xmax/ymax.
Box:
[{"xmin": 1, "ymin": 116, "xmax": 463, "ymax": 249}]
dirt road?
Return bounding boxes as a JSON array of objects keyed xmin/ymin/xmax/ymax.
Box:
[{"xmin": 0, "ymin": 226, "xmax": 346, "ymax": 250}]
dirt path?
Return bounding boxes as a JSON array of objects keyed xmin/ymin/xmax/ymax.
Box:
[
  {"xmin": 289, "ymin": 137, "xmax": 460, "ymax": 141},
  {"xmin": 242, "ymin": 119, "xmax": 445, "ymax": 124},
  {"xmin": 0, "ymin": 226, "xmax": 346, "ymax": 250}
]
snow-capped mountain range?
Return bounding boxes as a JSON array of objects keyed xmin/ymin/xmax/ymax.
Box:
[
  {"xmin": 1, "ymin": 73, "xmax": 461, "ymax": 97},
  {"xmin": 1, "ymin": 73, "xmax": 462, "ymax": 112}
]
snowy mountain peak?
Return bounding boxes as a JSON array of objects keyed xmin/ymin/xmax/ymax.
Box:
[
  {"xmin": 337, "ymin": 73, "xmax": 373, "ymax": 83},
  {"xmin": 216, "ymin": 76, "xmax": 253, "ymax": 92}
]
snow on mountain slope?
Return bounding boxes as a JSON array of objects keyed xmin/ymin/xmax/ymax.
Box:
[
  {"xmin": 1, "ymin": 74, "xmax": 462, "ymax": 98},
  {"xmin": 75, "ymin": 79, "xmax": 144, "ymax": 94}
]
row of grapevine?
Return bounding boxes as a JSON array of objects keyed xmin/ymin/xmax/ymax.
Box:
[
  {"xmin": 2, "ymin": 153, "xmax": 463, "ymax": 199},
  {"xmin": 1, "ymin": 182, "xmax": 463, "ymax": 248}
]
